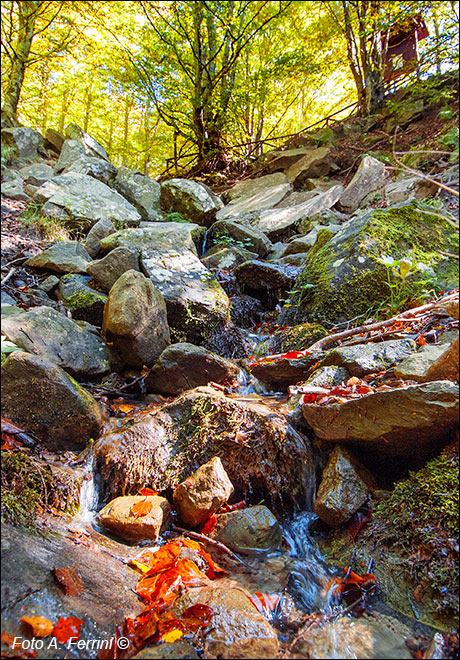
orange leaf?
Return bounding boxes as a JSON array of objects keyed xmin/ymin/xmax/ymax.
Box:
[
  {"xmin": 130, "ymin": 499, "xmax": 153, "ymax": 518},
  {"xmin": 52, "ymin": 566, "xmax": 84, "ymax": 596},
  {"xmin": 139, "ymin": 487, "xmax": 157, "ymax": 496},
  {"xmin": 139, "ymin": 542, "xmax": 182, "ymax": 573},
  {"xmin": 117, "ymin": 403, "xmax": 137, "ymax": 413},
  {"xmin": 200, "ymin": 514, "xmax": 217, "ymax": 535},
  {"xmin": 1, "ymin": 632, "xmax": 17, "ymax": 648},
  {"xmin": 20, "ymin": 616, "xmax": 55, "ymax": 638},
  {"xmin": 197, "ymin": 547, "xmax": 229, "ymax": 579},
  {"xmin": 249, "ymin": 591, "xmax": 280, "ymax": 615},
  {"xmin": 180, "ymin": 604, "xmax": 214, "ymax": 632},
  {"xmin": 52, "ymin": 617, "xmax": 83, "ymax": 644},
  {"xmin": 417, "ymin": 335, "xmax": 426, "ymax": 346}
]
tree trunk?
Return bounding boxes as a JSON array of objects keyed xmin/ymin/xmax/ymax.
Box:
[
  {"xmin": 121, "ymin": 97, "xmax": 132, "ymax": 167},
  {"xmin": 1, "ymin": 1, "xmax": 41, "ymax": 125}
]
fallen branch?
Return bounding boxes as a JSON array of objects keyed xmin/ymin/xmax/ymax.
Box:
[
  {"xmin": 439, "ymin": 250, "xmax": 459, "ymax": 259},
  {"xmin": 171, "ymin": 524, "xmax": 255, "ymax": 571},
  {"xmin": 416, "ymin": 206, "xmax": 459, "ymax": 229},
  {"xmin": 1, "ymin": 267, "xmax": 16, "ymax": 286}
]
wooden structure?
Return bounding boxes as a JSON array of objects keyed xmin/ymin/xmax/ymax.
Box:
[{"xmin": 384, "ymin": 16, "xmax": 429, "ymax": 82}]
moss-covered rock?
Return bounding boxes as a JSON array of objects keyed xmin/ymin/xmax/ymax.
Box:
[
  {"xmin": 58, "ymin": 273, "xmax": 107, "ymax": 325},
  {"xmin": 272, "ymin": 322, "xmax": 329, "ymax": 353},
  {"xmin": 283, "ymin": 202, "xmax": 459, "ymax": 325}
]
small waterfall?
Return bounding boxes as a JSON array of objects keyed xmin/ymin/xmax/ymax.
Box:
[
  {"xmin": 201, "ymin": 228, "xmax": 209, "ymax": 256},
  {"xmin": 77, "ymin": 451, "xmax": 103, "ymax": 524}
]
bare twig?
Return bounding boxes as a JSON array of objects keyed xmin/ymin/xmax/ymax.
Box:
[
  {"xmin": 171, "ymin": 524, "xmax": 255, "ymax": 571},
  {"xmin": 1, "ymin": 267, "xmax": 17, "ymax": 286},
  {"xmin": 416, "ymin": 207, "xmax": 459, "ymax": 229}
]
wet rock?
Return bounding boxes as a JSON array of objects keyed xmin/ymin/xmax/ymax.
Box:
[
  {"xmin": 210, "ymin": 505, "xmax": 282, "ymax": 555},
  {"xmin": 285, "ymin": 146, "xmax": 333, "ymax": 186},
  {"xmin": 173, "ymin": 456, "xmax": 234, "ymax": 527},
  {"xmin": 302, "ymin": 380, "xmax": 459, "ymax": 458},
  {"xmin": 100, "ymin": 223, "xmax": 203, "ymax": 256},
  {"xmin": 2, "ymin": 306, "xmax": 111, "ymax": 378},
  {"xmin": 202, "ymin": 245, "xmax": 258, "ymax": 270},
  {"xmin": 251, "ymin": 352, "xmax": 323, "ymax": 389},
  {"xmin": 102, "ymin": 270, "xmax": 170, "ymax": 369},
  {"xmin": 33, "ymin": 172, "xmax": 141, "ymax": 231},
  {"xmin": 202, "ymin": 321, "xmax": 250, "ymax": 360},
  {"xmin": 235, "ymin": 260, "xmax": 300, "ymax": 293},
  {"xmin": 271, "ymin": 322, "xmax": 329, "ymax": 353},
  {"xmin": 281, "ymin": 224, "xmax": 341, "ymax": 256},
  {"xmin": 62, "ymin": 155, "xmax": 118, "ymax": 185},
  {"xmin": 1, "ymin": 126, "xmax": 44, "ymax": 162},
  {"xmin": 229, "ymin": 295, "xmax": 265, "ymax": 328},
  {"xmin": 1, "ymin": 521, "xmax": 143, "ymax": 659},
  {"xmin": 252, "ymin": 184, "xmax": 343, "ymax": 241},
  {"xmin": 1, "ymin": 352, "xmax": 106, "ymax": 451},
  {"xmin": 44, "ymin": 127, "xmax": 64, "ymax": 153},
  {"xmin": 160, "ymin": 178, "xmax": 222, "ymax": 226},
  {"xmin": 114, "ymin": 167, "xmax": 163, "ymax": 221},
  {"xmin": 94, "ymin": 386, "xmax": 314, "ymax": 509},
  {"xmin": 320, "ymin": 338, "xmax": 417, "ymax": 377},
  {"xmin": 303, "ymin": 365, "xmax": 349, "ymax": 388},
  {"xmin": 84, "ymin": 217, "xmax": 116, "ymax": 258},
  {"xmin": 314, "ymin": 446, "xmax": 376, "ymax": 527},
  {"xmin": 337, "ymin": 155, "xmax": 387, "ymax": 213},
  {"xmin": 140, "ymin": 249, "xmax": 230, "ymax": 344},
  {"xmin": 25, "ymin": 241, "xmax": 91, "ymax": 274},
  {"xmin": 86, "ymin": 246, "xmax": 140, "ymax": 291},
  {"xmin": 58, "ymin": 274, "xmax": 107, "ymax": 325},
  {"xmin": 207, "ymin": 219, "xmax": 272, "ymax": 257},
  {"xmin": 131, "ymin": 641, "xmax": 199, "ymax": 659},
  {"xmin": 394, "ymin": 332, "xmax": 459, "ymax": 383},
  {"xmin": 146, "ymin": 343, "xmax": 239, "ymax": 396},
  {"xmin": 216, "ymin": 183, "xmax": 292, "ymax": 219},
  {"xmin": 18, "ymin": 162, "xmax": 54, "ymax": 186},
  {"xmin": 98, "ymin": 495, "xmax": 171, "ymax": 542},
  {"xmin": 225, "ymin": 172, "xmax": 288, "ymax": 203},
  {"xmin": 175, "ymin": 584, "xmax": 279, "ymax": 659},
  {"xmin": 64, "ymin": 122, "xmax": 109, "ymax": 160}
]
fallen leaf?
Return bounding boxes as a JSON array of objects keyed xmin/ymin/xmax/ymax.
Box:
[
  {"xmin": 52, "ymin": 566, "xmax": 84, "ymax": 596},
  {"xmin": 348, "ymin": 509, "xmax": 372, "ymax": 543},
  {"xmin": 1, "ymin": 632, "xmax": 17, "ymax": 648},
  {"xmin": 160, "ymin": 629, "xmax": 183, "ymax": 643},
  {"xmin": 20, "ymin": 616, "xmax": 55, "ymax": 638},
  {"xmin": 413, "ymin": 584, "xmax": 425, "ymax": 603},
  {"xmin": 52, "ymin": 617, "xmax": 83, "ymax": 644},
  {"xmin": 417, "ymin": 335, "xmax": 426, "ymax": 346},
  {"xmin": 139, "ymin": 487, "xmax": 157, "ymax": 496},
  {"xmin": 200, "ymin": 514, "xmax": 217, "ymax": 535},
  {"xmin": 249, "ymin": 591, "xmax": 280, "ymax": 615},
  {"xmin": 180, "ymin": 604, "xmax": 214, "ymax": 632},
  {"xmin": 130, "ymin": 499, "xmax": 153, "ymax": 518}
]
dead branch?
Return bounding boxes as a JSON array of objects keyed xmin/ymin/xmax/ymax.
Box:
[
  {"xmin": 415, "ymin": 207, "xmax": 459, "ymax": 229},
  {"xmin": 1, "ymin": 267, "xmax": 17, "ymax": 286},
  {"xmin": 171, "ymin": 524, "xmax": 255, "ymax": 571}
]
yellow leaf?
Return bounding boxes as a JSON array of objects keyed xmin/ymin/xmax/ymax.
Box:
[
  {"xmin": 129, "ymin": 559, "xmax": 152, "ymax": 574},
  {"xmin": 161, "ymin": 629, "xmax": 183, "ymax": 643}
]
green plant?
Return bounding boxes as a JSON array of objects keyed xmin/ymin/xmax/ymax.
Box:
[
  {"xmin": 1, "ymin": 145, "xmax": 15, "ymax": 167},
  {"xmin": 373, "ymin": 255, "xmax": 437, "ymax": 317},
  {"xmin": 438, "ymin": 126, "xmax": 459, "ymax": 162},
  {"xmin": 20, "ymin": 203, "xmax": 71, "ymax": 241},
  {"xmin": 212, "ymin": 230, "xmax": 253, "ymax": 251},
  {"xmin": 164, "ymin": 211, "xmax": 191, "ymax": 223}
]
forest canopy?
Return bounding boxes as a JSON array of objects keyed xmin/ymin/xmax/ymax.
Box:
[{"xmin": 1, "ymin": 0, "xmax": 459, "ymax": 176}]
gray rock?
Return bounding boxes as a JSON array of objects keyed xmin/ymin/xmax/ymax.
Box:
[
  {"xmin": 173, "ymin": 456, "xmax": 234, "ymax": 527},
  {"xmin": 394, "ymin": 332, "xmax": 459, "ymax": 383},
  {"xmin": 38, "ymin": 275, "xmax": 60, "ymax": 294},
  {"xmin": 98, "ymin": 495, "xmax": 171, "ymax": 542},
  {"xmin": 54, "ymin": 139, "xmax": 87, "ymax": 173},
  {"xmin": 1, "ymin": 291, "xmax": 16, "ymax": 305},
  {"xmin": 58, "ymin": 273, "xmax": 107, "ymax": 325},
  {"xmin": 302, "ymin": 380, "xmax": 459, "ymax": 458},
  {"xmin": 100, "ymin": 222, "xmax": 202, "ymax": 256},
  {"xmin": 25, "ymin": 241, "xmax": 91, "ymax": 274},
  {"xmin": 102, "ymin": 270, "xmax": 170, "ymax": 368},
  {"xmin": 146, "ymin": 343, "xmax": 239, "ymax": 395},
  {"xmin": 210, "ymin": 505, "xmax": 282, "ymax": 555},
  {"xmin": 1, "ymin": 174, "xmax": 29, "ymax": 201},
  {"xmin": 285, "ymin": 146, "xmax": 333, "ymax": 186},
  {"xmin": 320, "ymin": 338, "xmax": 417, "ymax": 376},
  {"xmin": 252, "ymin": 184, "xmax": 343, "ymax": 241},
  {"xmin": 262, "ymin": 146, "xmax": 329, "ymax": 175},
  {"xmin": 225, "ymin": 172, "xmax": 288, "ymax": 202},
  {"xmin": 84, "ymin": 217, "xmax": 116, "ymax": 258},
  {"xmin": 160, "ymin": 178, "xmax": 222, "ymax": 226},
  {"xmin": 298, "ymin": 207, "xmax": 345, "ymax": 234},
  {"xmin": 44, "ymin": 127, "xmax": 64, "ymax": 153},
  {"xmin": 140, "ymin": 249, "xmax": 230, "ymax": 343},
  {"xmin": 87, "ymin": 246, "xmax": 140, "ymax": 292},
  {"xmin": 276, "ymin": 189, "xmax": 320, "ymax": 208},
  {"xmin": 314, "ymin": 446, "xmax": 376, "ymax": 527},
  {"xmin": 281, "ymin": 224, "xmax": 341, "ymax": 256},
  {"xmin": 33, "ymin": 172, "xmax": 141, "ymax": 230},
  {"xmin": 1, "ymin": 126, "xmax": 43, "ymax": 162},
  {"xmin": 1, "ymin": 352, "xmax": 106, "ymax": 451},
  {"xmin": 235, "ymin": 260, "xmax": 301, "ymax": 291},
  {"xmin": 303, "ymin": 365, "xmax": 349, "ymax": 389},
  {"xmin": 1, "ymin": 306, "xmax": 111, "ymax": 378},
  {"xmin": 251, "ymin": 352, "xmax": 324, "ymax": 388},
  {"xmin": 384, "ymin": 176, "xmax": 438, "ymax": 205},
  {"xmin": 207, "ymin": 219, "xmax": 272, "ymax": 257},
  {"xmin": 64, "ymin": 123, "xmax": 109, "ymax": 160},
  {"xmin": 114, "ymin": 166, "xmax": 163, "ymax": 221},
  {"xmin": 337, "ymin": 156, "xmax": 387, "ymax": 213},
  {"xmin": 63, "ymin": 155, "xmax": 118, "ymax": 185},
  {"xmin": 216, "ymin": 183, "xmax": 292, "ymax": 220},
  {"xmin": 18, "ymin": 162, "xmax": 54, "ymax": 186},
  {"xmin": 202, "ymin": 245, "xmax": 258, "ymax": 270}
]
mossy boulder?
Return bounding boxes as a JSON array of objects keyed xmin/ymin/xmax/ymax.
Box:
[
  {"xmin": 86, "ymin": 246, "xmax": 140, "ymax": 292},
  {"xmin": 271, "ymin": 322, "xmax": 328, "ymax": 353},
  {"xmin": 58, "ymin": 274, "xmax": 107, "ymax": 325},
  {"xmin": 284, "ymin": 203, "xmax": 459, "ymax": 325},
  {"xmin": 160, "ymin": 178, "xmax": 222, "ymax": 227}
]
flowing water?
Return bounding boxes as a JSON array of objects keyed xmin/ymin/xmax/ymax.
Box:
[{"xmin": 77, "ymin": 452, "xmax": 103, "ymax": 525}]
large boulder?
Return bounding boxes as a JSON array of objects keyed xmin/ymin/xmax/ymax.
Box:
[
  {"xmin": 64, "ymin": 123, "xmax": 109, "ymax": 160},
  {"xmin": 284, "ymin": 203, "xmax": 459, "ymax": 325},
  {"xmin": 1, "ymin": 126, "xmax": 44, "ymax": 162},
  {"xmin": 62, "ymin": 155, "xmax": 118, "ymax": 185},
  {"xmin": 33, "ymin": 172, "xmax": 141, "ymax": 231},
  {"xmin": 25, "ymin": 241, "xmax": 91, "ymax": 274},
  {"xmin": 314, "ymin": 446, "xmax": 376, "ymax": 528},
  {"xmin": 18, "ymin": 162, "xmax": 54, "ymax": 186},
  {"xmin": 58, "ymin": 274, "xmax": 107, "ymax": 325},
  {"xmin": 251, "ymin": 184, "xmax": 343, "ymax": 242},
  {"xmin": 394, "ymin": 332, "xmax": 459, "ymax": 383},
  {"xmin": 337, "ymin": 155, "xmax": 387, "ymax": 214},
  {"xmin": 225, "ymin": 172, "xmax": 288, "ymax": 202},
  {"xmin": 98, "ymin": 495, "xmax": 171, "ymax": 542},
  {"xmin": 210, "ymin": 505, "xmax": 282, "ymax": 555},
  {"xmin": 145, "ymin": 343, "xmax": 239, "ymax": 396},
  {"xmin": 284, "ymin": 146, "xmax": 333, "ymax": 187},
  {"xmin": 160, "ymin": 178, "xmax": 222, "ymax": 226},
  {"xmin": 1, "ymin": 352, "xmax": 106, "ymax": 451},
  {"xmin": 261, "ymin": 145, "xmax": 331, "ymax": 177},
  {"xmin": 319, "ymin": 338, "xmax": 417, "ymax": 377},
  {"xmin": 94, "ymin": 387, "xmax": 315, "ymax": 509},
  {"xmin": 216, "ymin": 183, "xmax": 292, "ymax": 220},
  {"xmin": 250, "ymin": 352, "xmax": 324, "ymax": 389},
  {"xmin": 302, "ymin": 380, "xmax": 459, "ymax": 458},
  {"xmin": 140, "ymin": 249, "xmax": 231, "ymax": 344},
  {"xmin": 173, "ymin": 456, "xmax": 234, "ymax": 527},
  {"xmin": 1, "ymin": 306, "xmax": 111, "ymax": 378},
  {"xmin": 54, "ymin": 138, "xmax": 87, "ymax": 173},
  {"xmin": 86, "ymin": 246, "xmax": 140, "ymax": 292},
  {"xmin": 114, "ymin": 167, "xmax": 163, "ymax": 221},
  {"xmin": 102, "ymin": 270, "xmax": 170, "ymax": 369},
  {"xmin": 99, "ymin": 223, "xmax": 203, "ymax": 256},
  {"xmin": 84, "ymin": 217, "xmax": 116, "ymax": 258},
  {"xmin": 175, "ymin": 585, "xmax": 279, "ymax": 659},
  {"xmin": 1, "ymin": 171, "xmax": 29, "ymax": 201},
  {"xmin": 206, "ymin": 219, "xmax": 272, "ymax": 257}
]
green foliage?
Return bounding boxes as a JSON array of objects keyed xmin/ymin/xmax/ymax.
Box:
[
  {"xmin": 374, "ymin": 443, "xmax": 459, "ymax": 617},
  {"xmin": 212, "ymin": 230, "xmax": 253, "ymax": 251},
  {"xmin": 20, "ymin": 203, "xmax": 71, "ymax": 241},
  {"xmin": 163, "ymin": 211, "xmax": 190, "ymax": 224},
  {"xmin": 1, "ymin": 451, "xmax": 52, "ymax": 529},
  {"xmin": 438, "ymin": 126, "xmax": 459, "ymax": 162}
]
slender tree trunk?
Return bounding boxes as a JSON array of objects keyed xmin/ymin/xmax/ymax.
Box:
[
  {"xmin": 121, "ymin": 97, "xmax": 133, "ymax": 167},
  {"xmin": 433, "ymin": 13, "xmax": 442, "ymax": 74},
  {"xmin": 83, "ymin": 84, "xmax": 93, "ymax": 133},
  {"xmin": 106, "ymin": 119, "xmax": 114, "ymax": 160},
  {"xmin": 58, "ymin": 87, "xmax": 71, "ymax": 133},
  {"xmin": 1, "ymin": 1, "xmax": 41, "ymax": 125}
]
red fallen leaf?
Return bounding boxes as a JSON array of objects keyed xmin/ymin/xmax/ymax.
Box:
[
  {"xmin": 20, "ymin": 616, "xmax": 55, "ymax": 637},
  {"xmin": 1, "ymin": 432, "xmax": 22, "ymax": 450},
  {"xmin": 197, "ymin": 547, "xmax": 228, "ymax": 579},
  {"xmin": 200, "ymin": 514, "xmax": 217, "ymax": 535},
  {"xmin": 220, "ymin": 500, "xmax": 246, "ymax": 513},
  {"xmin": 138, "ymin": 568, "xmax": 183, "ymax": 610},
  {"xmin": 180, "ymin": 604, "xmax": 214, "ymax": 632},
  {"xmin": 52, "ymin": 617, "xmax": 83, "ymax": 644},
  {"xmin": 249, "ymin": 591, "xmax": 280, "ymax": 615},
  {"xmin": 138, "ymin": 487, "xmax": 158, "ymax": 496},
  {"xmin": 302, "ymin": 393, "xmax": 317, "ymax": 404},
  {"xmin": 52, "ymin": 566, "xmax": 84, "ymax": 596},
  {"xmin": 348, "ymin": 509, "xmax": 372, "ymax": 542},
  {"xmin": 138, "ymin": 542, "xmax": 182, "ymax": 574},
  {"xmin": 130, "ymin": 499, "xmax": 153, "ymax": 518},
  {"xmin": 2, "ymin": 632, "xmax": 17, "ymax": 648},
  {"xmin": 417, "ymin": 335, "xmax": 426, "ymax": 346}
]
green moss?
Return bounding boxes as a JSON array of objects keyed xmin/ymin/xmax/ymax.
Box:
[
  {"xmin": 274, "ymin": 322, "xmax": 328, "ymax": 352},
  {"xmin": 62, "ymin": 288, "xmax": 105, "ymax": 311},
  {"xmin": 373, "ymin": 443, "xmax": 459, "ymax": 618}
]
